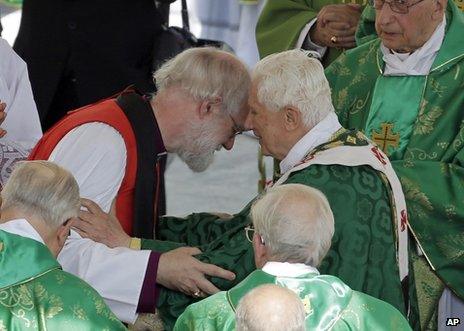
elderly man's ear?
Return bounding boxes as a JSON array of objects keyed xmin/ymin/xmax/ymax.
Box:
[
  {"xmin": 432, "ymin": 0, "xmax": 447, "ymax": 20},
  {"xmin": 253, "ymin": 233, "xmax": 267, "ymax": 269},
  {"xmin": 198, "ymin": 97, "xmax": 222, "ymax": 119},
  {"xmin": 283, "ymin": 106, "xmax": 302, "ymax": 131},
  {"xmin": 57, "ymin": 219, "xmax": 74, "ymax": 248}
]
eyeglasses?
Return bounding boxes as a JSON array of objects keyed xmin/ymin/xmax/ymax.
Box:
[
  {"xmin": 244, "ymin": 225, "xmax": 265, "ymax": 245},
  {"xmin": 368, "ymin": 0, "xmax": 426, "ymax": 14}
]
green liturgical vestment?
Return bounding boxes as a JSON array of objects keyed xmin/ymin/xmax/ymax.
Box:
[
  {"xmin": 256, "ymin": 0, "xmax": 369, "ymax": 65},
  {"xmin": 174, "ymin": 267, "xmax": 411, "ymax": 331},
  {"xmin": 324, "ymin": 2, "xmax": 464, "ymax": 329},
  {"xmin": 142, "ymin": 129, "xmax": 407, "ymax": 330},
  {"xmin": 0, "ymin": 229, "xmax": 127, "ymax": 331}
]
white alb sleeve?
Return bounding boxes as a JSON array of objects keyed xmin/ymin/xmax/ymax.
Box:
[{"xmin": 50, "ymin": 123, "xmax": 150, "ymax": 323}]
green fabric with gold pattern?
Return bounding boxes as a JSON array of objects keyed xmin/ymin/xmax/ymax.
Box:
[
  {"xmin": 144, "ymin": 129, "xmax": 406, "ymax": 330},
  {"xmin": 0, "ymin": 230, "xmax": 126, "ymax": 331},
  {"xmin": 325, "ymin": 1, "xmax": 464, "ymax": 329},
  {"xmin": 174, "ymin": 269, "xmax": 411, "ymax": 331}
]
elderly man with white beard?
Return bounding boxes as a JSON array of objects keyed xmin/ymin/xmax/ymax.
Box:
[
  {"xmin": 75, "ymin": 50, "xmax": 411, "ymax": 330},
  {"xmin": 28, "ymin": 47, "xmax": 250, "ymax": 324}
]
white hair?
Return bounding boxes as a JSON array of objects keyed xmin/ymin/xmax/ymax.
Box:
[
  {"xmin": 251, "ymin": 183, "xmax": 334, "ymax": 267},
  {"xmin": 1, "ymin": 161, "xmax": 80, "ymax": 228},
  {"xmin": 154, "ymin": 47, "xmax": 250, "ymax": 116},
  {"xmin": 236, "ymin": 284, "xmax": 306, "ymax": 331},
  {"xmin": 252, "ymin": 49, "xmax": 335, "ymax": 128}
]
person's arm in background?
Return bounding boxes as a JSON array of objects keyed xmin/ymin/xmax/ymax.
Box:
[{"xmin": 256, "ymin": 0, "xmax": 362, "ymax": 65}]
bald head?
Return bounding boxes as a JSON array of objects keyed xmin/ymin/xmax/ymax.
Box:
[
  {"xmin": 236, "ymin": 284, "xmax": 306, "ymax": 331},
  {"xmin": 251, "ymin": 184, "xmax": 334, "ymax": 267}
]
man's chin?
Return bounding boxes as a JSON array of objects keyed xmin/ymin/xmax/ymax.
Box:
[{"xmin": 184, "ymin": 154, "xmax": 215, "ymax": 173}]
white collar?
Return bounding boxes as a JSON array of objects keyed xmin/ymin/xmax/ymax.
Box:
[
  {"xmin": 262, "ymin": 262, "xmax": 319, "ymax": 277},
  {"xmin": 0, "ymin": 218, "xmax": 45, "ymax": 244},
  {"xmin": 381, "ymin": 15, "xmax": 446, "ymax": 76},
  {"xmin": 279, "ymin": 112, "xmax": 342, "ymax": 174}
]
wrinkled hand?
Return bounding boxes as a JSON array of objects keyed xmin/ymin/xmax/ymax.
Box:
[
  {"xmin": 0, "ymin": 102, "xmax": 7, "ymax": 138},
  {"xmin": 157, "ymin": 247, "xmax": 236, "ymax": 297},
  {"xmin": 310, "ymin": 4, "xmax": 362, "ymax": 48},
  {"xmin": 73, "ymin": 198, "xmax": 131, "ymax": 248}
]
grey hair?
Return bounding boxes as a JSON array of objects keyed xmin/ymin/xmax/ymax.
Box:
[
  {"xmin": 154, "ymin": 47, "xmax": 250, "ymax": 116},
  {"xmin": 252, "ymin": 49, "xmax": 335, "ymax": 128},
  {"xmin": 1, "ymin": 161, "xmax": 80, "ymax": 228},
  {"xmin": 251, "ymin": 183, "xmax": 334, "ymax": 267},
  {"xmin": 236, "ymin": 284, "xmax": 306, "ymax": 331}
]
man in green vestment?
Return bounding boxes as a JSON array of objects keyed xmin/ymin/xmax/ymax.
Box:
[
  {"xmin": 324, "ymin": 0, "xmax": 464, "ymax": 328},
  {"xmin": 174, "ymin": 184, "xmax": 411, "ymax": 330},
  {"xmin": 0, "ymin": 161, "xmax": 126, "ymax": 330},
  {"xmin": 76, "ymin": 50, "xmax": 410, "ymax": 330}
]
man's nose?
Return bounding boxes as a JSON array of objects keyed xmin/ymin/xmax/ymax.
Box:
[{"xmin": 222, "ymin": 136, "xmax": 235, "ymax": 150}]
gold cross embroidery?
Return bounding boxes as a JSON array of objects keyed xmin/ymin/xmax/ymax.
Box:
[{"xmin": 371, "ymin": 123, "xmax": 400, "ymax": 154}]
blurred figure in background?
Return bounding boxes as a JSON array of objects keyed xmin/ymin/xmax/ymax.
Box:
[{"xmin": 14, "ymin": 0, "xmax": 174, "ymax": 131}]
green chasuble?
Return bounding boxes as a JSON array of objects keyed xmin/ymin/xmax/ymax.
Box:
[
  {"xmin": 325, "ymin": 2, "xmax": 464, "ymax": 329},
  {"xmin": 0, "ymin": 230, "xmax": 127, "ymax": 331},
  {"xmin": 174, "ymin": 268, "xmax": 411, "ymax": 331},
  {"xmin": 256, "ymin": 0, "xmax": 369, "ymax": 65},
  {"xmin": 143, "ymin": 129, "xmax": 406, "ymax": 330}
]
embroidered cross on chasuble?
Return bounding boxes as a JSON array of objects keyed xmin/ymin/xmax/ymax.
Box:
[{"xmin": 371, "ymin": 123, "xmax": 400, "ymax": 154}]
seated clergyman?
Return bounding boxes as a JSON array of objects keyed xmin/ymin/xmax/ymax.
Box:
[
  {"xmin": 174, "ymin": 184, "xmax": 411, "ymax": 330},
  {"xmin": 0, "ymin": 161, "xmax": 126, "ymax": 330}
]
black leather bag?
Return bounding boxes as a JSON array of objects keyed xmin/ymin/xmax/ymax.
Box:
[{"xmin": 152, "ymin": 0, "xmax": 233, "ymax": 70}]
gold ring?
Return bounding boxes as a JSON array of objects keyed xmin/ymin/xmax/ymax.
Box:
[
  {"xmin": 330, "ymin": 36, "xmax": 338, "ymax": 44},
  {"xmin": 192, "ymin": 290, "xmax": 202, "ymax": 298}
]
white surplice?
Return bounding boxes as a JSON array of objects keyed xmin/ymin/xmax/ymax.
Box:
[{"xmin": 48, "ymin": 122, "xmax": 151, "ymax": 324}]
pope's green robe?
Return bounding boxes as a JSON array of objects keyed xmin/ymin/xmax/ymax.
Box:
[
  {"xmin": 0, "ymin": 230, "xmax": 127, "ymax": 331},
  {"xmin": 143, "ymin": 129, "xmax": 406, "ymax": 330},
  {"xmin": 174, "ymin": 269, "xmax": 411, "ymax": 331},
  {"xmin": 324, "ymin": 2, "xmax": 464, "ymax": 329}
]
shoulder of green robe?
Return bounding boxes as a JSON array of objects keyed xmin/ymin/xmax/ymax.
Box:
[
  {"xmin": 345, "ymin": 291, "xmax": 412, "ymax": 330},
  {"xmin": 174, "ymin": 291, "xmax": 235, "ymax": 331},
  {"xmin": 0, "ymin": 230, "xmax": 60, "ymax": 289},
  {"xmin": 310, "ymin": 128, "xmax": 370, "ymax": 156},
  {"xmin": 0, "ymin": 268, "xmax": 126, "ymax": 330},
  {"xmin": 431, "ymin": 0, "xmax": 464, "ymax": 72},
  {"xmin": 325, "ymin": 40, "xmax": 382, "ymax": 122}
]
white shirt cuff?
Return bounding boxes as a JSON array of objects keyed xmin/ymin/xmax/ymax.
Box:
[{"xmin": 295, "ymin": 18, "xmax": 327, "ymax": 59}]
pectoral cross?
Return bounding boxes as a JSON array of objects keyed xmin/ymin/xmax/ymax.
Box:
[{"xmin": 371, "ymin": 123, "xmax": 400, "ymax": 154}]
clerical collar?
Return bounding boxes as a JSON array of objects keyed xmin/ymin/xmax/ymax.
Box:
[
  {"xmin": 381, "ymin": 15, "xmax": 446, "ymax": 76},
  {"xmin": 280, "ymin": 112, "xmax": 342, "ymax": 174},
  {"xmin": 0, "ymin": 218, "xmax": 45, "ymax": 244},
  {"xmin": 262, "ymin": 262, "xmax": 319, "ymax": 277}
]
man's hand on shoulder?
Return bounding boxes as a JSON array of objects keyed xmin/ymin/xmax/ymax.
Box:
[
  {"xmin": 157, "ymin": 247, "xmax": 236, "ymax": 298},
  {"xmin": 73, "ymin": 198, "xmax": 131, "ymax": 248}
]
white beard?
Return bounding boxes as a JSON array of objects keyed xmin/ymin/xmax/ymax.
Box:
[{"xmin": 176, "ymin": 120, "xmax": 222, "ymax": 172}]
